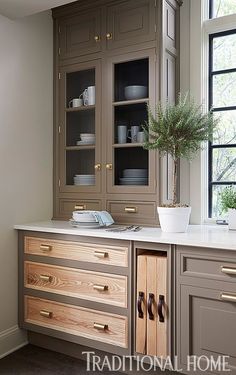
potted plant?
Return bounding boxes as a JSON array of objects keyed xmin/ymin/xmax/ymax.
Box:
[
  {"xmin": 143, "ymin": 93, "xmax": 217, "ymax": 232},
  {"xmin": 220, "ymin": 186, "xmax": 236, "ymax": 230}
]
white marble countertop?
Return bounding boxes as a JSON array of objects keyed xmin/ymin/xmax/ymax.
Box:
[{"xmin": 14, "ymin": 220, "xmax": 236, "ymax": 251}]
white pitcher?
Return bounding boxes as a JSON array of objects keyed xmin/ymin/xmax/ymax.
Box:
[{"xmin": 83, "ymin": 86, "xmax": 95, "ymax": 106}]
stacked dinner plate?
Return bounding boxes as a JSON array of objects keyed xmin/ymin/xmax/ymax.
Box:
[
  {"xmin": 70, "ymin": 210, "xmax": 114, "ymax": 228},
  {"xmin": 119, "ymin": 168, "xmax": 148, "ymax": 185},
  {"xmin": 73, "ymin": 174, "xmax": 95, "ymax": 185}
]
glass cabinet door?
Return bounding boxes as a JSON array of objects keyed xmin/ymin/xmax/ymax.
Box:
[
  {"xmin": 106, "ymin": 50, "xmax": 157, "ymax": 194},
  {"xmin": 59, "ymin": 60, "xmax": 101, "ymax": 193}
]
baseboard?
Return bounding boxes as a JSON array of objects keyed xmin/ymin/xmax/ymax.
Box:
[{"xmin": 0, "ymin": 325, "xmax": 28, "ymax": 359}]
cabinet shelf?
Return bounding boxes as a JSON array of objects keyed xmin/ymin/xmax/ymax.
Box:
[
  {"xmin": 113, "ymin": 143, "xmax": 143, "ymax": 148},
  {"xmin": 65, "ymin": 105, "xmax": 95, "ymax": 113},
  {"xmin": 113, "ymin": 98, "xmax": 149, "ymax": 107},
  {"xmin": 65, "ymin": 145, "xmax": 95, "ymax": 151}
]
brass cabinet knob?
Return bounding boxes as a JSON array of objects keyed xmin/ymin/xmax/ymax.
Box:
[
  {"xmin": 94, "ymin": 250, "xmax": 108, "ymax": 258},
  {"xmin": 94, "ymin": 35, "xmax": 100, "ymax": 42},
  {"xmin": 94, "ymin": 322, "xmax": 108, "ymax": 331},
  {"xmin": 125, "ymin": 206, "xmax": 138, "ymax": 213},
  {"xmin": 40, "ymin": 310, "xmax": 53, "ymax": 318},
  {"xmin": 39, "ymin": 274, "xmax": 52, "ymax": 282},
  {"xmin": 40, "ymin": 245, "xmax": 52, "ymax": 252},
  {"xmin": 74, "ymin": 204, "xmax": 86, "ymax": 211},
  {"xmin": 94, "ymin": 163, "xmax": 101, "ymax": 171},
  {"xmin": 93, "ymin": 284, "xmax": 108, "ymax": 291},
  {"xmin": 106, "ymin": 32, "xmax": 112, "ymax": 40},
  {"xmin": 106, "ymin": 163, "xmax": 113, "ymax": 170}
]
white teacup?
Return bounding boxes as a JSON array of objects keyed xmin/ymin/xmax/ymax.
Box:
[{"xmin": 69, "ymin": 98, "xmax": 83, "ymax": 108}]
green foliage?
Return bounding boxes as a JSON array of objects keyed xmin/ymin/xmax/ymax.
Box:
[
  {"xmin": 143, "ymin": 94, "xmax": 217, "ymax": 161},
  {"xmin": 220, "ymin": 186, "xmax": 236, "ymax": 212}
]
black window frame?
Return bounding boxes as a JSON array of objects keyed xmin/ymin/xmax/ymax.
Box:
[{"xmin": 208, "ymin": 29, "xmax": 236, "ymax": 217}]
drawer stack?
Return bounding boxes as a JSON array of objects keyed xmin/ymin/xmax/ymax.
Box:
[{"xmin": 20, "ymin": 234, "xmax": 131, "ymax": 354}]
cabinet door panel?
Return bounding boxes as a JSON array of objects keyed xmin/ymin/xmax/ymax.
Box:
[
  {"xmin": 106, "ymin": 0, "xmax": 155, "ymax": 50},
  {"xmin": 59, "ymin": 10, "xmax": 101, "ymax": 59},
  {"xmin": 180, "ymin": 285, "xmax": 236, "ymax": 369},
  {"xmin": 156, "ymin": 256, "xmax": 168, "ymax": 358},
  {"xmin": 136, "ymin": 255, "xmax": 147, "ymax": 354},
  {"xmin": 146, "ymin": 256, "xmax": 157, "ymax": 356}
]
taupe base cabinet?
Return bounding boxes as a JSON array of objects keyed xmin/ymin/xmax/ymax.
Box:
[{"xmin": 18, "ymin": 228, "xmax": 236, "ymax": 374}]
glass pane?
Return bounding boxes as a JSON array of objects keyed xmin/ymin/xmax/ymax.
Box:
[
  {"xmin": 212, "ymin": 72, "xmax": 236, "ymax": 108},
  {"xmin": 211, "ymin": 0, "xmax": 236, "ymax": 18},
  {"xmin": 66, "ymin": 150, "xmax": 95, "ymax": 186},
  {"xmin": 211, "ymin": 185, "xmax": 230, "ymax": 218},
  {"xmin": 114, "ymin": 147, "xmax": 148, "ymax": 186},
  {"xmin": 213, "ymin": 110, "xmax": 236, "ymax": 145},
  {"xmin": 66, "ymin": 110, "xmax": 95, "ymax": 147},
  {"xmin": 114, "ymin": 58, "xmax": 149, "ymax": 102},
  {"xmin": 213, "ymin": 33, "xmax": 236, "ymax": 71},
  {"xmin": 212, "ymin": 147, "xmax": 236, "ymax": 182},
  {"xmin": 66, "ymin": 69, "xmax": 95, "ymax": 108}
]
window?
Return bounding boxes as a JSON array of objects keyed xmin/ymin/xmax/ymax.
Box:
[
  {"xmin": 208, "ymin": 29, "xmax": 236, "ymax": 217},
  {"xmin": 210, "ymin": 0, "xmax": 236, "ymax": 19}
]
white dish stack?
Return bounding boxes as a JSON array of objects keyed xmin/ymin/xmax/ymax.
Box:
[
  {"xmin": 119, "ymin": 168, "xmax": 148, "ymax": 185},
  {"xmin": 73, "ymin": 174, "xmax": 95, "ymax": 185},
  {"xmin": 76, "ymin": 133, "xmax": 95, "ymax": 145},
  {"xmin": 70, "ymin": 210, "xmax": 114, "ymax": 228}
]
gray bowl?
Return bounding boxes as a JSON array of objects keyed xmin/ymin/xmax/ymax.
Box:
[{"xmin": 124, "ymin": 85, "xmax": 148, "ymax": 100}]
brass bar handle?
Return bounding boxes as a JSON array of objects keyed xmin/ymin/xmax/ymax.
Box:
[
  {"xmin": 125, "ymin": 206, "xmax": 137, "ymax": 213},
  {"xmin": 220, "ymin": 293, "xmax": 236, "ymax": 303},
  {"xmin": 40, "ymin": 310, "xmax": 53, "ymax": 318},
  {"xmin": 74, "ymin": 204, "xmax": 86, "ymax": 211},
  {"xmin": 39, "ymin": 274, "xmax": 52, "ymax": 282},
  {"xmin": 94, "ymin": 35, "xmax": 100, "ymax": 42},
  {"xmin": 93, "ymin": 284, "xmax": 108, "ymax": 291},
  {"xmin": 94, "ymin": 251, "xmax": 108, "ymax": 258},
  {"xmin": 40, "ymin": 245, "xmax": 52, "ymax": 252},
  {"xmin": 221, "ymin": 266, "xmax": 236, "ymax": 275},
  {"xmin": 94, "ymin": 322, "xmax": 108, "ymax": 331},
  {"xmin": 106, "ymin": 32, "xmax": 112, "ymax": 40},
  {"xmin": 94, "ymin": 163, "xmax": 101, "ymax": 171},
  {"xmin": 106, "ymin": 163, "xmax": 113, "ymax": 170}
]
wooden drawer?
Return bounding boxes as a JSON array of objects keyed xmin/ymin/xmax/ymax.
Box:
[
  {"xmin": 178, "ymin": 246, "xmax": 236, "ymax": 284},
  {"xmin": 24, "ymin": 262, "xmax": 127, "ymax": 308},
  {"xmin": 25, "ymin": 296, "xmax": 128, "ymax": 348},
  {"xmin": 107, "ymin": 201, "xmax": 157, "ymax": 224},
  {"xmin": 59, "ymin": 199, "xmax": 102, "ymax": 218},
  {"xmin": 24, "ymin": 237, "xmax": 128, "ymax": 267}
]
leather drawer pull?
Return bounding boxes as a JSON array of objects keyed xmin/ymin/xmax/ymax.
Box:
[
  {"xmin": 39, "ymin": 274, "xmax": 52, "ymax": 282},
  {"xmin": 40, "ymin": 245, "xmax": 52, "ymax": 252},
  {"xmin": 137, "ymin": 291, "xmax": 144, "ymax": 319},
  {"xmin": 94, "ymin": 322, "xmax": 108, "ymax": 331},
  {"xmin": 40, "ymin": 310, "xmax": 53, "ymax": 318},
  {"xmin": 94, "ymin": 251, "xmax": 108, "ymax": 258},
  {"xmin": 221, "ymin": 266, "xmax": 236, "ymax": 275},
  {"xmin": 125, "ymin": 206, "xmax": 137, "ymax": 213},
  {"xmin": 220, "ymin": 293, "xmax": 236, "ymax": 303},
  {"xmin": 148, "ymin": 293, "xmax": 155, "ymax": 320},
  {"xmin": 93, "ymin": 284, "xmax": 108, "ymax": 291},
  {"xmin": 157, "ymin": 295, "xmax": 165, "ymax": 323}
]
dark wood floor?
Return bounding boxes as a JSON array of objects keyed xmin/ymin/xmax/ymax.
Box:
[{"xmin": 0, "ymin": 345, "xmax": 173, "ymax": 374}]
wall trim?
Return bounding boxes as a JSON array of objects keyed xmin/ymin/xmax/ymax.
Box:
[{"xmin": 0, "ymin": 325, "xmax": 28, "ymax": 359}]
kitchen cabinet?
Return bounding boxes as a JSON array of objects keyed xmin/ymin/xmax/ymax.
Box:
[{"xmin": 52, "ymin": 0, "xmax": 181, "ymax": 224}]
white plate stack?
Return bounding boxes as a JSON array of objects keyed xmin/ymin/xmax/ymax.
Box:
[
  {"xmin": 73, "ymin": 174, "xmax": 95, "ymax": 185},
  {"xmin": 70, "ymin": 211, "xmax": 101, "ymax": 228},
  {"xmin": 76, "ymin": 133, "xmax": 95, "ymax": 145},
  {"xmin": 119, "ymin": 169, "xmax": 148, "ymax": 185}
]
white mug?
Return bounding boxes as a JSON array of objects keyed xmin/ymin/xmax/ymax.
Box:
[
  {"xmin": 83, "ymin": 86, "xmax": 95, "ymax": 106},
  {"xmin": 117, "ymin": 125, "xmax": 128, "ymax": 144},
  {"xmin": 127, "ymin": 126, "xmax": 140, "ymax": 143},
  {"xmin": 137, "ymin": 131, "xmax": 146, "ymax": 143},
  {"xmin": 69, "ymin": 98, "xmax": 83, "ymax": 108}
]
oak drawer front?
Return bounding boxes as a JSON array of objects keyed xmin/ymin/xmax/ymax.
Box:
[
  {"xmin": 24, "ymin": 237, "xmax": 128, "ymax": 267},
  {"xmin": 107, "ymin": 201, "xmax": 157, "ymax": 223},
  {"xmin": 179, "ymin": 249, "xmax": 236, "ymax": 283},
  {"xmin": 25, "ymin": 296, "xmax": 128, "ymax": 348},
  {"xmin": 24, "ymin": 262, "xmax": 127, "ymax": 308},
  {"xmin": 59, "ymin": 199, "xmax": 102, "ymax": 218}
]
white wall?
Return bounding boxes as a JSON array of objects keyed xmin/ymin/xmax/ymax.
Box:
[{"xmin": 0, "ymin": 11, "xmax": 53, "ymax": 357}]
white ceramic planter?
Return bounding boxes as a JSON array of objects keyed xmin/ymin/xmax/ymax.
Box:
[
  {"xmin": 228, "ymin": 208, "xmax": 236, "ymax": 230},
  {"xmin": 157, "ymin": 206, "xmax": 191, "ymax": 233}
]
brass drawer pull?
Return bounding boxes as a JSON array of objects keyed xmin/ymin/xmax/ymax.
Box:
[
  {"xmin": 94, "ymin": 251, "xmax": 108, "ymax": 258},
  {"xmin": 220, "ymin": 293, "xmax": 236, "ymax": 303},
  {"xmin": 94, "ymin": 322, "xmax": 108, "ymax": 331},
  {"xmin": 74, "ymin": 204, "xmax": 86, "ymax": 210},
  {"xmin": 94, "ymin": 163, "xmax": 101, "ymax": 171},
  {"xmin": 221, "ymin": 266, "xmax": 236, "ymax": 275},
  {"xmin": 93, "ymin": 284, "xmax": 108, "ymax": 291},
  {"xmin": 39, "ymin": 274, "xmax": 52, "ymax": 282},
  {"xmin": 94, "ymin": 35, "xmax": 100, "ymax": 42},
  {"xmin": 40, "ymin": 310, "xmax": 53, "ymax": 318},
  {"xmin": 125, "ymin": 206, "xmax": 137, "ymax": 213},
  {"xmin": 40, "ymin": 245, "xmax": 52, "ymax": 252},
  {"xmin": 106, "ymin": 32, "xmax": 112, "ymax": 40},
  {"xmin": 106, "ymin": 163, "xmax": 113, "ymax": 170}
]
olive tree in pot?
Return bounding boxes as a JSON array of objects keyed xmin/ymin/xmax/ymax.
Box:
[
  {"xmin": 220, "ymin": 186, "xmax": 236, "ymax": 230},
  {"xmin": 143, "ymin": 94, "xmax": 216, "ymax": 233}
]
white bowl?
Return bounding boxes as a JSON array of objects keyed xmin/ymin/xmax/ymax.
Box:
[
  {"xmin": 123, "ymin": 169, "xmax": 148, "ymax": 178},
  {"xmin": 124, "ymin": 85, "xmax": 148, "ymax": 100}
]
